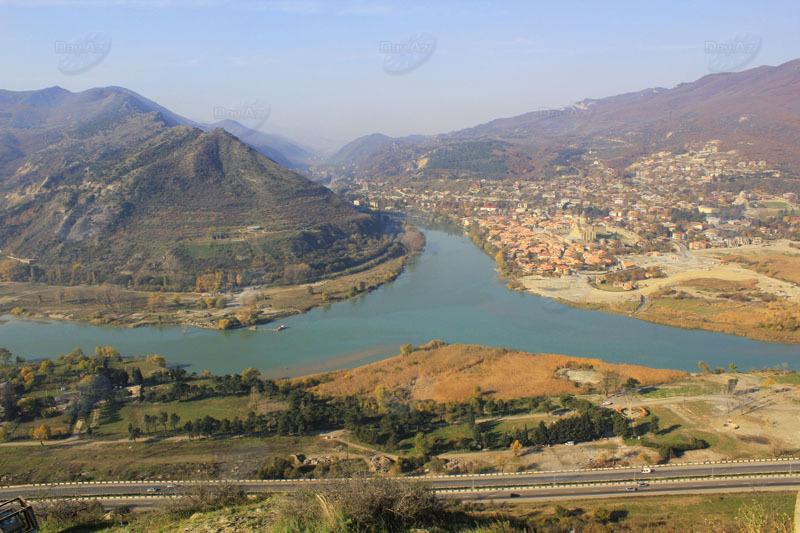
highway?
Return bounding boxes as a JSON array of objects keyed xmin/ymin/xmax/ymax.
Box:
[
  {"xmin": 22, "ymin": 476, "xmax": 800, "ymax": 510},
  {"xmin": 2, "ymin": 459, "xmax": 798, "ymax": 503},
  {"xmin": 454, "ymin": 475, "xmax": 800, "ymax": 503}
]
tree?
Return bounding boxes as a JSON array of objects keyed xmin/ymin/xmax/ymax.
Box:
[
  {"xmin": 496, "ymin": 454, "xmax": 508, "ymax": 473},
  {"xmin": 601, "ymin": 370, "xmax": 622, "ymax": 395},
  {"xmin": 532, "ymin": 421, "xmax": 549, "ymax": 446},
  {"xmin": 612, "ymin": 412, "xmax": 630, "ymax": 438},
  {"xmin": 143, "ymin": 414, "xmax": 155, "ymax": 434},
  {"xmin": 32, "ymin": 423, "xmax": 51, "ymax": 445},
  {"xmin": 20, "ymin": 367, "xmax": 36, "ymax": 388},
  {"xmin": 38, "ymin": 359, "xmax": 54, "ymax": 376},
  {"xmin": 729, "ymin": 363, "xmax": 739, "ymax": 373},
  {"xmin": 375, "ymin": 385, "xmax": 390, "ymax": 414},
  {"xmin": 510, "ymin": 439, "xmax": 523, "ymax": 457},
  {"xmin": 159, "ymin": 411, "xmax": 169, "ymax": 433},
  {"xmin": 623, "ymin": 377, "xmax": 640, "ymax": 390},
  {"xmin": 495, "ymin": 250, "xmax": 506, "ymax": 268},
  {"xmin": 698, "ymin": 361, "xmax": 711, "ymax": 374},
  {"xmin": 170, "ymin": 413, "xmax": 181, "ymax": 431},
  {"xmin": 400, "ymin": 344, "xmax": 413, "ymax": 357},
  {"xmin": 131, "ymin": 367, "xmax": 144, "ymax": 386},
  {"xmin": 413, "ymin": 432, "xmax": 432, "ymax": 458},
  {"xmin": 0, "ymin": 260, "xmax": 28, "ymax": 282},
  {"xmin": 0, "ymin": 348, "xmax": 11, "ymax": 365},
  {"xmin": 649, "ymin": 415, "xmax": 660, "ymax": 435},
  {"xmin": 241, "ymin": 367, "xmax": 261, "ymax": 388},
  {"xmin": 1, "ymin": 386, "xmax": 18, "ymax": 422},
  {"xmin": 128, "ymin": 424, "xmax": 141, "ymax": 442}
]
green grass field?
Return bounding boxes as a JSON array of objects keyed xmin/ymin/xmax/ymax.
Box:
[
  {"xmin": 775, "ymin": 371, "xmax": 800, "ymax": 385},
  {"xmin": 760, "ymin": 200, "xmax": 791, "ymax": 209},
  {"xmin": 638, "ymin": 384, "xmax": 710, "ymax": 398},
  {"xmin": 93, "ymin": 395, "xmax": 256, "ymax": 439}
]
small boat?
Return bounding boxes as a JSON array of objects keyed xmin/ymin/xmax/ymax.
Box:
[{"xmin": 248, "ymin": 324, "xmax": 287, "ymax": 332}]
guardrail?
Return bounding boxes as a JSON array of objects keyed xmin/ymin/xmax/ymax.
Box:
[
  {"xmin": 437, "ymin": 472, "xmax": 800, "ymax": 494},
  {"xmin": 16, "ymin": 473, "xmax": 800, "ymax": 502}
]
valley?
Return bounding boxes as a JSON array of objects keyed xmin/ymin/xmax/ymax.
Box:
[{"xmin": 3, "ymin": 16, "xmax": 800, "ymax": 530}]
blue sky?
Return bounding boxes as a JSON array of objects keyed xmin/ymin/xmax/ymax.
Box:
[{"xmin": 1, "ymin": 0, "xmax": 799, "ymax": 151}]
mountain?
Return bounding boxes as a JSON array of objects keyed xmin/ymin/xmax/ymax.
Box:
[
  {"xmin": 0, "ymin": 86, "xmax": 382, "ymax": 290},
  {"xmin": 202, "ymin": 119, "xmax": 314, "ymax": 170},
  {"xmin": 454, "ymin": 59, "xmax": 800, "ymax": 166},
  {"xmin": 329, "ymin": 133, "xmax": 404, "ymax": 166},
  {"xmin": 332, "ymin": 58, "xmax": 800, "ymax": 182}
]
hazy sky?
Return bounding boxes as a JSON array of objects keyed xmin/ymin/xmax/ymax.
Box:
[{"xmin": 1, "ymin": 0, "xmax": 799, "ymax": 151}]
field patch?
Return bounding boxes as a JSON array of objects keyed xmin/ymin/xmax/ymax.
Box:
[{"xmin": 303, "ymin": 342, "xmax": 686, "ymax": 402}]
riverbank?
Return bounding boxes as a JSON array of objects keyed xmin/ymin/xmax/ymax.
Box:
[
  {"xmin": 2, "ymin": 343, "xmax": 798, "ymax": 486},
  {"xmin": 1, "ymin": 229, "xmax": 798, "ymax": 376},
  {"xmin": 414, "ymin": 210, "xmax": 800, "ymax": 345},
  {"xmin": 520, "ymin": 241, "xmax": 800, "ymax": 345},
  {"xmin": 0, "ymin": 227, "xmax": 426, "ymax": 331}
]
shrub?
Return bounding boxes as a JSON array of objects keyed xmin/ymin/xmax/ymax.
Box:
[
  {"xmin": 593, "ymin": 506, "xmax": 612, "ymax": 523},
  {"xmin": 274, "ymin": 478, "xmax": 444, "ymax": 532},
  {"xmin": 36, "ymin": 499, "xmax": 105, "ymax": 529},
  {"xmin": 165, "ymin": 484, "xmax": 247, "ymax": 516}
]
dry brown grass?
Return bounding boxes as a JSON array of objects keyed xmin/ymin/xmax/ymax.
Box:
[
  {"xmin": 679, "ymin": 277, "xmax": 758, "ymax": 291},
  {"xmin": 300, "ymin": 342, "xmax": 686, "ymax": 402},
  {"xmin": 640, "ymin": 294, "xmax": 800, "ymax": 343},
  {"xmin": 729, "ymin": 254, "xmax": 800, "ymax": 285}
]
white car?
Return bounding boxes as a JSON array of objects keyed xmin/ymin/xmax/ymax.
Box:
[
  {"xmin": 565, "ymin": 441, "xmax": 575, "ymax": 446},
  {"xmin": 640, "ymin": 467, "xmax": 653, "ymax": 474},
  {"xmin": 602, "ymin": 400, "xmax": 612, "ymax": 406}
]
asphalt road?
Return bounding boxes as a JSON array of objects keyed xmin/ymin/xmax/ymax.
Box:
[
  {"xmin": 426, "ymin": 460, "xmax": 800, "ymax": 488},
  {"xmin": 37, "ymin": 476, "xmax": 800, "ymax": 510},
  {"xmin": 455, "ymin": 475, "xmax": 800, "ymax": 502},
  {"xmin": 2, "ymin": 460, "xmax": 798, "ymax": 501}
]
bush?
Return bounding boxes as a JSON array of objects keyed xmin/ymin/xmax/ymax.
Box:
[
  {"xmin": 165, "ymin": 484, "xmax": 248, "ymax": 516},
  {"xmin": 274, "ymin": 478, "xmax": 445, "ymax": 532},
  {"xmin": 36, "ymin": 499, "xmax": 106, "ymax": 529},
  {"xmin": 593, "ymin": 506, "xmax": 612, "ymax": 523}
]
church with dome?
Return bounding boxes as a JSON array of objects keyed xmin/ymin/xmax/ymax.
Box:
[{"xmin": 569, "ymin": 212, "xmax": 597, "ymax": 242}]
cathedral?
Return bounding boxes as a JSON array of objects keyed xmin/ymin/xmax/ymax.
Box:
[{"xmin": 569, "ymin": 212, "xmax": 597, "ymax": 242}]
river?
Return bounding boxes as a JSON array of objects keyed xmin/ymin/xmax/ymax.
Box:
[{"xmin": 1, "ymin": 229, "xmax": 798, "ymax": 376}]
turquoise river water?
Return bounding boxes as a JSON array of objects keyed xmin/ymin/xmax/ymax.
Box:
[{"xmin": 1, "ymin": 229, "xmax": 798, "ymax": 376}]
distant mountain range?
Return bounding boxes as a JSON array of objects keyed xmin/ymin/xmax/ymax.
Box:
[
  {"xmin": 329, "ymin": 58, "xmax": 800, "ymax": 182},
  {"xmin": 0, "ymin": 86, "xmax": 380, "ymax": 289},
  {"xmin": 199, "ymin": 119, "xmax": 314, "ymax": 171}
]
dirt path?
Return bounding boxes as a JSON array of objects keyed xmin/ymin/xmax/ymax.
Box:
[
  {"xmin": 0, "ymin": 434, "xmax": 195, "ymax": 448},
  {"xmin": 317, "ymin": 430, "xmax": 399, "ymax": 461}
]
